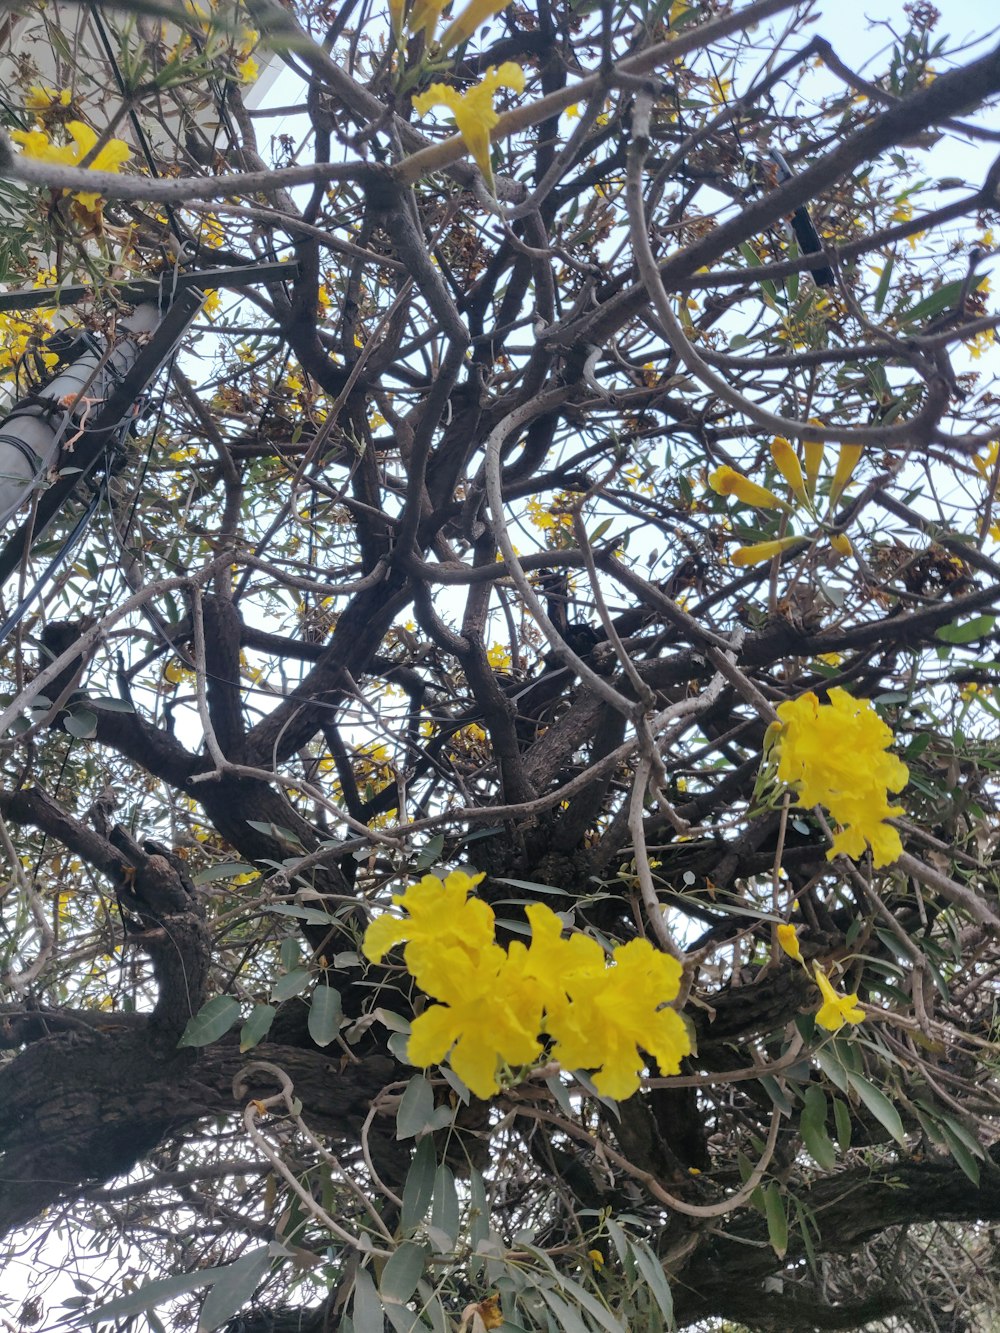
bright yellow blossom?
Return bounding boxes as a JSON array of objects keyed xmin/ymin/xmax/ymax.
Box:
[
  {"xmin": 26, "ymin": 85, "xmax": 72, "ymax": 112},
  {"xmin": 709, "ymin": 465, "xmax": 790, "ymax": 512},
  {"xmin": 829, "ymin": 443, "xmax": 862, "ymax": 507},
  {"xmin": 364, "ymin": 879, "xmax": 689, "ymax": 1100},
  {"xmin": 438, "ymin": 0, "xmax": 510, "ymax": 52},
  {"xmin": 732, "ymin": 536, "xmax": 801, "ymax": 567},
  {"xmin": 412, "ymin": 63, "xmax": 524, "ymax": 189},
  {"xmin": 776, "ymin": 923, "xmax": 802, "ymax": 962},
  {"xmin": 10, "ymin": 120, "xmax": 131, "ymax": 218},
  {"xmin": 813, "ymin": 965, "xmax": 865, "ymax": 1031},
  {"xmin": 803, "ymin": 424, "xmax": 825, "ymax": 499},
  {"xmin": 770, "ymin": 437, "xmax": 808, "ymax": 504},
  {"xmin": 773, "ymin": 688, "xmax": 908, "ymax": 867}
]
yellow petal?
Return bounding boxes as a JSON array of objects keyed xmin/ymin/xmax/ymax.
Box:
[
  {"xmin": 776, "ymin": 923, "xmax": 802, "ymax": 962},
  {"xmin": 732, "ymin": 536, "xmax": 801, "ymax": 567},
  {"xmin": 830, "ymin": 444, "xmax": 862, "ymax": 507},
  {"xmin": 709, "ymin": 465, "xmax": 790, "ymax": 512},
  {"xmin": 438, "ymin": 0, "xmax": 510, "ymax": 52},
  {"xmin": 770, "ymin": 437, "xmax": 807, "ymax": 504}
]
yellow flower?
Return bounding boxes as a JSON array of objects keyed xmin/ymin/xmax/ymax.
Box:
[
  {"xmin": 773, "ymin": 688, "xmax": 908, "ymax": 867},
  {"xmin": 973, "ymin": 440, "xmax": 999, "ymax": 486},
  {"xmin": 588, "ymin": 1249, "xmax": 605, "ymax": 1270},
  {"xmin": 407, "ymin": 936, "xmax": 544, "ymax": 1098},
  {"xmin": 412, "ymin": 63, "xmax": 525, "ymax": 189},
  {"xmin": 362, "ymin": 870, "xmax": 491, "ymax": 971},
  {"xmin": 486, "ymin": 642, "xmax": 511, "ymax": 670},
  {"xmin": 813, "ymin": 965, "xmax": 865, "ymax": 1031},
  {"xmin": 26, "ymin": 85, "xmax": 72, "ymax": 112},
  {"xmin": 776, "ymin": 923, "xmax": 802, "ymax": 962},
  {"xmin": 519, "ymin": 905, "xmax": 690, "ymax": 1100},
  {"xmin": 770, "ymin": 437, "xmax": 808, "ymax": 504},
  {"xmin": 829, "ymin": 443, "xmax": 862, "ymax": 507},
  {"xmin": 237, "ymin": 55, "xmax": 259, "ymax": 83},
  {"xmin": 11, "ymin": 120, "xmax": 131, "ymax": 215},
  {"xmin": 803, "ymin": 423, "xmax": 825, "ymax": 499},
  {"xmin": 732, "ymin": 536, "xmax": 800, "ymax": 567},
  {"xmin": 709, "ymin": 465, "xmax": 790, "ymax": 512},
  {"xmin": 829, "ymin": 532, "xmax": 853, "ymax": 558},
  {"xmin": 438, "ymin": 0, "xmax": 510, "ymax": 52}
]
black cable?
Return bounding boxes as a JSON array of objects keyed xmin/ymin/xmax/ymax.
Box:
[{"xmin": 0, "ymin": 482, "xmax": 105, "ymax": 646}]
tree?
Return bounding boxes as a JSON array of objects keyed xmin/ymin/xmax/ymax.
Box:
[{"xmin": 0, "ymin": 0, "xmax": 999, "ymax": 1327}]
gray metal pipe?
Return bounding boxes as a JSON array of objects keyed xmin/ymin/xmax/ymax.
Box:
[{"xmin": 0, "ymin": 302, "xmax": 162, "ymax": 528}]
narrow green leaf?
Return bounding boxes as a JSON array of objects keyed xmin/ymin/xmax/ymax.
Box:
[
  {"xmin": 832, "ymin": 1097, "xmax": 852, "ymax": 1152},
  {"xmin": 198, "ymin": 1247, "xmax": 272, "ymax": 1332},
  {"xmin": 240, "ymin": 1004, "xmax": 276, "ymax": 1053},
  {"xmin": 939, "ymin": 1121, "xmax": 981, "ymax": 1185},
  {"xmin": 800, "ymin": 1085, "xmax": 837, "ymax": 1171},
  {"xmin": 396, "ymin": 1075, "xmax": 435, "ymax": 1140},
  {"xmin": 351, "ymin": 1269, "xmax": 383, "ymax": 1333},
  {"xmin": 178, "ymin": 995, "xmax": 241, "ymax": 1048},
  {"xmin": 873, "ymin": 255, "xmax": 894, "ymax": 314},
  {"xmin": 380, "ymin": 1241, "xmax": 427, "ymax": 1306},
  {"xmin": 308, "ymin": 985, "xmax": 342, "ymax": 1047},
  {"xmin": 936, "ymin": 614, "xmax": 996, "ymax": 644},
  {"xmin": 897, "ymin": 278, "xmax": 964, "ymax": 326},
  {"xmin": 193, "ymin": 862, "xmax": 256, "ymax": 885},
  {"xmin": 539, "ymin": 1288, "xmax": 591, "ymax": 1333},
  {"xmin": 847, "ymin": 1072, "xmax": 907, "ymax": 1146},
  {"xmin": 431, "ymin": 1164, "xmax": 459, "ymax": 1249},
  {"xmin": 630, "ymin": 1239, "xmax": 674, "ymax": 1326},
  {"xmin": 764, "ymin": 1184, "xmax": 788, "ymax": 1259},
  {"xmin": 401, "ymin": 1137, "xmax": 436, "ymax": 1235}
]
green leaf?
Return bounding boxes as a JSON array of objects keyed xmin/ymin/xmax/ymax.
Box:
[
  {"xmin": 266, "ymin": 904, "xmax": 337, "ymax": 924},
  {"xmin": 764, "ymin": 1184, "xmax": 788, "ymax": 1259},
  {"xmin": 539, "ymin": 1288, "xmax": 591, "ymax": 1333},
  {"xmin": 351, "ymin": 1268, "xmax": 383, "ymax": 1333},
  {"xmin": 491, "ymin": 877, "xmax": 570, "ymax": 896},
  {"xmin": 938, "ymin": 1120, "xmax": 981, "ymax": 1185},
  {"xmin": 271, "ymin": 968, "xmax": 311, "ymax": 1001},
  {"xmin": 414, "ymin": 833, "xmax": 445, "ymax": 872},
  {"xmin": 897, "ymin": 278, "xmax": 964, "ymax": 326},
  {"xmin": 630, "ymin": 1238, "xmax": 674, "ymax": 1326},
  {"xmin": 847, "ymin": 1072, "xmax": 907, "ymax": 1146},
  {"xmin": 431, "ymin": 1164, "xmax": 459, "ymax": 1250},
  {"xmin": 193, "ymin": 862, "xmax": 257, "ymax": 885},
  {"xmin": 832, "ymin": 1096, "xmax": 852, "ymax": 1152},
  {"xmin": 396, "ymin": 1074, "xmax": 435, "ymax": 1140},
  {"xmin": 64, "ymin": 707, "xmax": 98, "ymax": 740},
  {"xmin": 401, "ymin": 1137, "xmax": 436, "ymax": 1234},
  {"xmin": 800, "ymin": 1085, "xmax": 837, "ymax": 1170},
  {"xmin": 240, "ymin": 1004, "xmax": 276, "ymax": 1052},
  {"xmin": 873, "ymin": 255, "xmax": 894, "ymax": 314},
  {"xmin": 198, "ymin": 1247, "xmax": 272, "ymax": 1331},
  {"xmin": 178, "ymin": 995, "xmax": 241, "ymax": 1048},
  {"xmin": 380, "ymin": 1241, "xmax": 427, "ymax": 1306},
  {"xmin": 88, "ymin": 1247, "xmax": 269, "ymax": 1325},
  {"xmin": 308, "ymin": 985, "xmax": 342, "ymax": 1047},
  {"xmin": 936, "ymin": 614, "xmax": 996, "ymax": 644}
]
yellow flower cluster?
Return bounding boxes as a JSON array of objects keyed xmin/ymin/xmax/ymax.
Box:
[
  {"xmin": 10, "ymin": 120, "xmax": 131, "ymax": 225},
  {"xmin": 708, "ymin": 433, "xmax": 862, "ymax": 567},
  {"xmin": 0, "ymin": 310, "xmax": 59, "ymax": 380},
  {"xmin": 363, "ymin": 870, "xmax": 691, "ymax": 1099},
  {"xmin": 412, "ymin": 63, "xmax": 524, "ymax": 189},
  {"xmin": 770, "ymin": 687, "xmax": 908, "ymax": 867}
]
